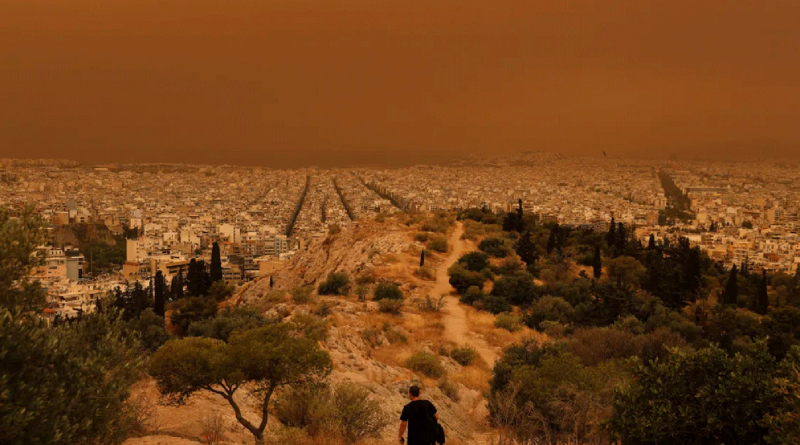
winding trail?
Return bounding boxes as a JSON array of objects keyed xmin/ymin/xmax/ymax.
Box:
[{"xmin": 434, "ymin": 222, "xmax": 498, "ymax": 367}]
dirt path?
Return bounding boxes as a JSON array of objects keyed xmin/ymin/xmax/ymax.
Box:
[{"xmin": 434, "ymin": 222, "xmax": 498, "ymax": 368}]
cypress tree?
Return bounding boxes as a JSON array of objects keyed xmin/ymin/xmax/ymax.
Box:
[
  {"xmin": 592, "ymin": 245, "xmax": 602, "ymax": 279},
  {"xmin": 514, "ymin": 230, "xmax": 538, "ymax": 266},
  {"xmin": 741, "ymin": 257, "xmax": 750, "ymax": 278},
  {"xmin": 517, "ymin": 198, "xmax": 523, "ymax": 220},
  {"xmin": 647, "ymin": 234, "xmax": 656, "ymax": 250},
  {"xmin": 606, "ymin": 217, "xmax": 616, "ymax": 248},
  {"xmin": 724, "ymin": 265, "xmax": 738, "ymax": 306},
  {"xmin": 615, "ymin": 222, "xmax": 627, "ymax": 254},
  {"xmin": 171, "ymin": 269, "xmax": 184, "ymax": 301},
  {"xmin": 210, "ymin": 242, "xmax": 223, "ymax": 283},
  {"xmin": 685, "ymin": 247, "xmax": 702, "ymax": 299},
  {"xmin": 420, "ymin": 250, "xmax": 425, "ymax": 267},
  {"xmin": 269, "ymin": 276, "xmax": 274, "ymax": 288},
  {"xmin": 756, "ymin": 270, "xmax": 769, "ymax": 315},
  {"xmin": 154, "ymin": 270, "xmax": 167, "ymax": 317}
]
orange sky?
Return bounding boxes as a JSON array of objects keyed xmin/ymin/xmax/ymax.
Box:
[{"xmin": 1, "ymin": 0, "xmax": 798, "ymax": 167}]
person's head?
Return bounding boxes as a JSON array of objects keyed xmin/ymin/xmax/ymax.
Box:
[{"xmin": 409, "ymin": 385, "xmax": 420, "ymax": 400}]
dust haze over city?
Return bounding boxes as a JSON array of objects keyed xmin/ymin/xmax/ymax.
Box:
[
  {"xmin": 2, "ymin": 0, "xmax": 800, "ymax": 166},
  {"xmin": 3, "ymin": 2, "xmax": 800, "ymax": 445}
]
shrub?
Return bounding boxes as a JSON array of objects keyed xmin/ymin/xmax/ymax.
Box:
[
  {"xmin": 415, "ymin": 266, "xmax": 435, "ymax": 281},
  {"xmin": 460, "ymin": 286, "xmax": 486, "ymax": 306},
  {"xmin": 609, "ymin": 342, "xmax": 789, "ymax": 445},
  {"xmin": 495, "ymin": 312, "xmax": 523, "ymax": 332},
  {"xmin": 378, "ymin": 299, "xmax": 403, "ymax": 314},
  {"xmin": 318, "ymin": 272, "xmax": 350, "ymax": 296},
  {"xmin": 450, "ymin": 347, "xmax": 478, "ymax": 366},
  {"xmin": 479, "ymin": 236, "xmax": 512, "ymax": 258},
  {"xmin": 415, "ymin": 232, "xmax": 429, "ymax": 242},
  {"xmin": 355, "ymin": 272, "xmax": 376, "ymax": 285},
  {"xmin": 170, "ymin": 297, "xmax": 219, "ymax": 334},
  {"xmin": 484, "ymin": 295, "xmax": 513, "ymax": 314},
  {"xmin": 385, "ymin": 328, "xmax": 408, "ymax": 344},
  {"xmin": 354, "ymin": 284, "xmax": 370, "ymax": 301},
  {"xmin": 458, "ymin": 251, "xmax": 491, "ymax": 272},
  {"xmin": 291, "ymin": 286, "xmax": 314, "ymax": 304},
  {"xmin": 439, "ymin": 379, "xmax": 461, "ymax": 402},
  {"xmin": 187, "ymin": 306, "xmax": 270, "ymax": 342},
  {"xmin": 406, "ymin": 351, "xmax": 446, "ymax": 378},
  {"xmin": 374, "ymin": 282, "xmax": 404, "ymax": 301},
  {"xmin": 427, "ymin": 235, "xmax": 449, "ymax": 253},
  {"xmin": 490, "ymin": 270, "xmax": 539, "ymax": 306},
  {"xmin": 333, "ymin": 382, "xmax": 391, "ymax": 443},
  {"xmin": 448, "ymin": 264, "xmax": 486, "ymax": 294},
  {"xmin": 524, "ymin": 295, "xmax": 574, "ymax": 329},
  {"xmin": 288, "ymin": 313, "xmax": 329, "ymax": 342},
  {"xmin": 362, "ymin": 327, "xmax": 383, "ymax": 347},
  {"xmin": 417, "ymin": 294, "xmax": 446, "ymax": 312}
]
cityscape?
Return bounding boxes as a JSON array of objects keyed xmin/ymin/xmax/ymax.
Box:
[{"xmin": 2, "ymin": 153, "xmax": 799, "ymax": 321}]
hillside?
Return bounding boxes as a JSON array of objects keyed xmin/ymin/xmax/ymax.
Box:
[{"xmin": 125, "ymin": 217, "xmax": 540, "ymax": 445}]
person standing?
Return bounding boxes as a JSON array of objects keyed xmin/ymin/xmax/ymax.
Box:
[{"xmin": 398, "ymin": 385, "xmax": 438, "ymax": 445}]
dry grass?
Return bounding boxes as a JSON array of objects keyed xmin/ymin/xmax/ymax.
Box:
[
  {"xmin": 463, "ymin": 306, "xmax": 549, "ymax": 350},
  {"xmin": 449, "ymin": 366, "xmax": 492, "ymax": 393}
]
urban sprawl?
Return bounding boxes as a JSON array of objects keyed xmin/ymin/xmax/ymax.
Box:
[{"xmin": 2, "ymin": 152, "xmax": 799, "ymax": 319}]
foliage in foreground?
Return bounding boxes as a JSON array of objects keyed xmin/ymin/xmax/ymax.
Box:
[{"xmin": 149, "ymin": 323, "xmax": 332, "ymax": 445}]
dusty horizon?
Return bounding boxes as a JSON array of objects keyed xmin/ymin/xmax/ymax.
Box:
[{"xmin": 1, "ymin": 0, "xmax": 799, "ymax": 168}]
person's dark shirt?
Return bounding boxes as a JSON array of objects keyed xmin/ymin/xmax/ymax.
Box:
[{"xmin": 400, "ymin": 399, "xmax": 437, "ymax": 445}]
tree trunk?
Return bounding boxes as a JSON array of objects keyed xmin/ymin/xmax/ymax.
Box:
[{"xmin": 254, "ymin": 434, "xmax": 265, "ymax": 445}]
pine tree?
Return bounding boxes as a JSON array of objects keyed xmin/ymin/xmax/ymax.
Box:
[
  {"xmin": 724, "ymin": 265, "xmax": 738, "ymax": 306},
  {"xmin": 154, "ymin": 270, "xmax": 167, "ymax": 317},
  {"xmin": 606, "ymin": 216, "xmax": 617, "ymax": 248},
  {"xmin": 210, "ymin": 242, "xmax": 223, "ymax": 283},
  {"xmin": 647, "ymin": 234, "xmax": 656, "ymax": 250},
  {"xmin": 592, "ymin": 245, "xmax": 602, "ymax": 279},
  {"xmin": 420, "ymin": 250, "xmax": 425, "ymax": 267},
  {"xmin": 756, "ymin": 270, "xmax": 769, "ymax": 315}
]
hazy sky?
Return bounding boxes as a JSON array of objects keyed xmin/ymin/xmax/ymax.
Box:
[{"xmin": 1, "ymin": 0, "xmax": 798, "ymax": 167}]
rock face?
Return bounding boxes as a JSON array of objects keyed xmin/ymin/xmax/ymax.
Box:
[{"xmin": 239, "ymin": 221, "xmax": 415, "ymax": 303}]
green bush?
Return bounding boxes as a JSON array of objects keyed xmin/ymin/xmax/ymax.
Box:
[
  {"xmin": 450, "ymin": 347, "xmax": 478, "ymax": 366},
  {"xmin": 460, "ymin": 285, "xmax": 485, "ymax": 306},
  {"xmin": 318, "ymin": 272, "xmax": 350, "ymax": 296},
  {"xmin": 187, "ymin": 306, "xmax": 270, "ymax": 342},
  {"xmin": 378, "ymin": 299, "xmax": 403, "ymax": 314},
  {"xmin": 494, "ymin": 312, "xmax": 523, "ymax": 332},
  {"xmin": 458, "ymin": 251, "xmax": 490, "ymax": 272},
  {"xmin": 427, "ymin": 235, "xmax": 449, "ymax": 253},
  {"xmin": 406, "ymin": 351, "xmax": 446, "ymax": 378},
  {"xmin": 414, "ymin": 232, "xmax": 429, "ymax": 242},
  {"xmin": 479, "ymin": 236, "xmax": 512, "ymax": 258},
  {"xmin": 609, "ymin": 342, "xmax": 792, "ymax": 445},
  {"xmin": 524, "ymin": 295, "xmax": 574, "ymax": 329},
  {"xmin": 169, "ymin": 296, "xmax": 218, "ymax": 334},
  {"xmin": 374, "ymin": 282, "xmax": 404, "ymax": 301},
  {"xmin": 448, "ymin": 264, "xmax": 486, "ymax": 294}
]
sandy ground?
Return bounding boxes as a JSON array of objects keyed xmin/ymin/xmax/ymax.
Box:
[{"xmin": 436, "ymin": 223, "xmax": 498, "ymax": 367}]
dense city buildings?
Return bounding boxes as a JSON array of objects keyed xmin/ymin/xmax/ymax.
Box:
[{"xmin": 2, "ymin": 154, "xmax": 799, "ymax": 318}]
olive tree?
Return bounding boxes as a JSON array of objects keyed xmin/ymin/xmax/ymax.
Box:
[{"xmin": 149, "ymin": 323, "xmax": 332, "ymax": 445}]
